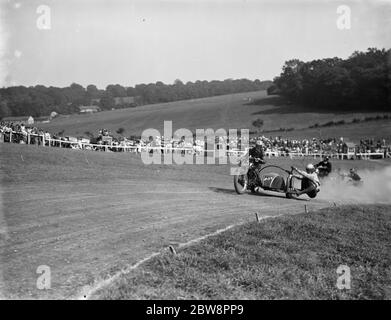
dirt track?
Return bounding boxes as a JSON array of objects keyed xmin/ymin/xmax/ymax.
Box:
[{"xmin": 1, "ymin": 144, "xmax": 332, "ymax": 299}]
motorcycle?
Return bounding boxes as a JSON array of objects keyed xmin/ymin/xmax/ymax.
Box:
[
  {"xmin": 233, "ymin": 157, "xmax": 313, "ymax": 198},
  {"xmin": 315, "ymin": 167, "xmax": 330, "ymax": 179},
  {"xmin": 336, "ymin": 172, "xmax": 364, "ymax": 187}
]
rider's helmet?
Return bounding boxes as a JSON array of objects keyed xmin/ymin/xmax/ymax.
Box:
[
  {"xmin": 350, "ymin": 168, "xmax": 356, "ymax": 174},
  {"xmin": 323, "ymin": 155, "xmax": 329, "ymax": 161},
  {"xmin": 306, "ymin": 163, "xmax": 316, "ymax": 173},
  {"xmin": 256, "ymin": 139, "xmax": 263, "ymax": 146}
]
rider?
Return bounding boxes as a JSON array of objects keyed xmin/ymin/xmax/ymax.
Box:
[
  {"xmin": 348, "ymin": 168, "xmax": 361, "ymax": 181},
  {"xmin": 291, "ymin": 163, "xmax": 321, "ymax": 198},
  {"xmin": 247, "ymin": 139, "xmax": 266, "ymax": 186},
  {"xmin": 315, "ymin": 156, "xmax": 332, "ymax": 177},
  {"xmin": 249, "ymin": 139, "xmax": 266, "ymax": 169}
]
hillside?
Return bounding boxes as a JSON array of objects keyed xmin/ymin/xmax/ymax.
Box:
[{"xmin": 38, "ymin": 91, "xmax": 391, "ymax": 142}]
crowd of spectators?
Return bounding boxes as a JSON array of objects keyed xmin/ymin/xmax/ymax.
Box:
[
  {"xmin": 0, "ymin": 121, "xmax": 49, "ymax": 145},
  {"xmin": 247, "ymin": 136, "xmax": 389, "ymax": 157},
  {"xmin": 1, "ymin": 120, "xmax": 390, "ymax": 158}
]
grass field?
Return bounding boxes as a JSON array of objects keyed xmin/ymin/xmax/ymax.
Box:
[
  {"xmin": 39, "ymin": 91, "xmax": 391, "ymax": 142},
  {"xmin": 94, "ymin": 204, "xmax": 391, "ymax": 300}
]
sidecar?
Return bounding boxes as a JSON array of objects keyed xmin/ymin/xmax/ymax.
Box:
[
  {"xmin": 259, "ymin": 172, "xmax": 286, "ymax": 192},
  {"xmin": 257, "ymin": 166, "xmax": 298, "ymax": 198},
  {"xmin": 234, "ymin": 164, "xmax": 297, "ymax": 198}
]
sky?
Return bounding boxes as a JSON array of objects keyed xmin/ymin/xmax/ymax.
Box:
[{"xmin": 0, "ymin": 0, "xmax": 390, "ymax": 89}]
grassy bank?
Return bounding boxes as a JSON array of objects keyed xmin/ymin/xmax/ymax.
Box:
[
  {"xmin": 94, "ymin": 205, "xmax": 391, "ymax": 300},
  {"xmin": 38, "ymin": 90, "xmax": 391, "ymax": 141}
]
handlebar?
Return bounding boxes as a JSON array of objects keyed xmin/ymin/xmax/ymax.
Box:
[{"xmin": 250, "ymin": 157, "xmax": 265, "ymax": 164}]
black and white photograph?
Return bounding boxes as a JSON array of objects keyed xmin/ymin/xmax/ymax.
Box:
[{"xmin": 0, "ymin": 0, "xmax": 390, "ymax": 304}]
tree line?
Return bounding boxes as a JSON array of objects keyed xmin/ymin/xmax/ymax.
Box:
[
  {"xmin": 269, "ymin": 48, "xmax": 390, "ymax": 112},
  {"xmin": 0, "ymin": 78, "xmax": 272, "ymax": 119}
]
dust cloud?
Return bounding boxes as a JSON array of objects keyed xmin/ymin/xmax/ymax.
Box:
[{"xmin": 318, "ymin": 166, "xmax": 391, "ymax": 204}]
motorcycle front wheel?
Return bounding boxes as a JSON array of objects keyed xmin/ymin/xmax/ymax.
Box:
[{"xmin": 234, "ymin": 174, "xmax": 248, "ymax": 194}]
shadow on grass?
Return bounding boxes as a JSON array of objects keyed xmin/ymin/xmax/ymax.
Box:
[
  {"xmin": 246, "ymin": 96, "xmax": 326, "ymax": 116},
  {"xmin": 256, "ymin": 189, "xmax": 309, "ymax": 201},
  {"xmin": 247, "ymin": 95, "xmax": 381, "ymax": 115},
  {"xmin": 208, "ymin": 187, "xmax": 237, "ymax": 195},
  {"xmin": 209, "ymin": 187, "xmax": 309, "ymax": 201}
]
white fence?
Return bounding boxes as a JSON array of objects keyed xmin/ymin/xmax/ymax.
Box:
[
  {"xmin": 265, "ymin": 150, "xmax": 386, "ymax": 160},
  {"xmin": 0, "ymin": 130, "xmax": 388, "ymax": 160},
  {"xmin": 0, "ymin": 130, "xmax": 209, "ymax": 154}
]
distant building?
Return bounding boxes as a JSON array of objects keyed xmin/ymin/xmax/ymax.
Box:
[
  {"xmin": 35, "ymin": 116, "xmax": 51, "ymax": 123},
  {"xmin": 2, "ymin": 116, "xmax": 34, "ymax": 125},
  {"xmin": 113, "ymin": 96, "xmax": 139, "ymax": 107},
  {"xmin": 79, "ymin": 106, "xmax": 100, "ymax": 114}
]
